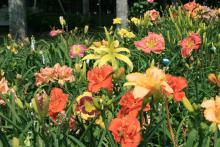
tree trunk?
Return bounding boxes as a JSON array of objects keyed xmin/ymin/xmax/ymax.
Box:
[
  {"xmin": 8, "ymin": 0, "xmax": 27, "ymax": 41},
  {"xmin": 116, "ymin": 0, "xmax": 128, "ymax": 27},
  {"xmin": 82, "ymin": 0, "xmax": 90, "ymax": 16}
]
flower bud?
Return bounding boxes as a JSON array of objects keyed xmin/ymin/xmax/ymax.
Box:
[
  {"xmin": 182, "ymin": 97, "xmax": 194, "ymax": 112},
  {"xmin": 12, "ymin": 137, "xmax": 20, "ymax": 147},
  {"xmin": 84, "ymin": 25, "xmax": 89, "ymax": 34},
  {"xmin": 208, "ymin": 73, "xmax": 217, "ymax": 84},
  {"xmin": 117, "ymin": 67, "xmax": 125, "ymax": 79},
  {"xmin": 59, "ymin": 16, "xmax": 66, "ymax": 29},
  {"xmin": 31, "ymin": 90, "xmax": 49, "ymax": 118},
  {"xmin": 15, "ymin": 98, "xmax": 24, "ymax": 109}
]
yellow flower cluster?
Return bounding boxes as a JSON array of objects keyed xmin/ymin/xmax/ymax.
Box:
[{"xmin": 118, "ymin": 28, "xmax": 136, "ymax": 39}]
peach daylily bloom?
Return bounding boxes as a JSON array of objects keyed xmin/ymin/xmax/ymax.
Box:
[
  {"xmin": 145, "ymin": 9, "xmax": 160, "ymax": 21},
  {"xmin": 201, "ymin": 96, "xmax": 220, "ymax": 129},
  {"xmin": 134, "ymin": 32, "xmax": 165, "ymax": 54},
  {"xmin": 124, "ymin": 65, "xmax": 173, "ymax": 98},
  {"xmin": 0, "ymin": 78, "xmax": 9, "ymax": 94},
  {"xmin": 183, "ymin": 1, "xmax": 198, "ymax": 13}
]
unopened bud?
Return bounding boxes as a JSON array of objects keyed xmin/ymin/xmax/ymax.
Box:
[
  {"xmin": 208, "ymin": 73, "xmax": 217, "ymax": 84},
  {"xmin": 182, "ymin": 97, "xmax": 194, "ymax": 112}
]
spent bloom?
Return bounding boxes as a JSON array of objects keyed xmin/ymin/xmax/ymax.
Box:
[
  {"xmin": 144, "ymin": 9, "xmax": 160, "ymax": 21},
  {"xmin": 124, "ymin": 64, "xmax": 173, "ymax": 99},
  {"xmin": 201, "ymin": 96, "xmax": 220, "ymax": 129},
  {"xmin": 208, "ymin": 73, "xmax": 220, "ymax": 90},
  {"xmin": 134, "ymin": 32, "xmax": 165, "ymax": 54},
  {"xmin": 69, "ymin": 44, "xmax": 87, "ymax": 58},
  {"xmin": 109, "ymin": 113, "xmax": 141, "ymax": 147},
  {"xmin": 166, "ymin": 74, "xmax": 188, "ymax": 102},
  {"xmin": 179, "ymin": 32, "xmax": 201, "ymax": 58},
  {"xmin": 113, "ymin": 18, "xmax": 122, "ymax": 25},
  {"xmin": 87, "ymin": 65, "xmax": 113, "ymax": 93},
  {"xmin": 48, "ymin": 88, "xmax": 69, "ymax": 121}
]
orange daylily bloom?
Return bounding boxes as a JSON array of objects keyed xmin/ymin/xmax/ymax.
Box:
[
  {"xmin": 166, "ymin": 74, "xmax": 188, "ymax": 102},
  {"xmin": 109, "ymin": 113, "xmax": 141, "ymax": 147},
  {"xmin": 201, "ymin": 96, "xmax": 220, "ymax": 129},
  {"xmin": 117, "ymin": 91, "xmax": 150, "ymax": 118},
  {"xmin": 48, "ymin": 88, "xmax": 69, "ymax": 121},
  {"xmin": 87, "ymin": 65, "xmax": 113, "ymax": 93},
  {"xmin": 124, "ymin": 65, "xmax": 173, "ymax": 98}
]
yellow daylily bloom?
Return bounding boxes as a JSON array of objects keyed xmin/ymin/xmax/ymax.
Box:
[
  {"xmin": 83, "ymin": 28, "xmax": 133, "ymax": 72},
  {"xmin": 113, "ymin": 17, "xmax": 122, "ymax": 25},
  {"xmin": 201, "ymin": 96, "xmax": 220, "ymax": 130},
  {"xmin": 124, "ymin": 65, "xmax": 173, "ymax": 98}
]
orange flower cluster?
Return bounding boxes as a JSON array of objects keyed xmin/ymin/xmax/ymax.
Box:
[
  {"xmin": 48, "ymin": 88, "xmax": 69, "ymax": 121},
  {"xmin": 35, "ymin": 63, "xmax": 75, "ymax": 86},
  {"xmin": 109, "ymin": 92, "xmax": 150, "ymax": 147},
  {"xmin": 87, "ymin": 65, "xmax": 113, "ymax": 93}
]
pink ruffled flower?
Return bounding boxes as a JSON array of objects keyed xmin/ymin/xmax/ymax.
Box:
[
  {"xmin": 134, "ymin": 32, "xmax": 165, "ymax": 54},
  {"xmin": 179, "ymin": 32, "xmax": 201, "ymax": 58},
  {"xmin": 147, "ymin": 0, "xmax": 155, "ymax": 3},
  {"xmin": 49, "ymin": 29, "xmax": 64, "ymax": 37},
  {"xmin": 69, "ymin": 44, "xmax": 87, "ymax": 58},
  {"xmin": 145, "ymin": 9, "xmax": 160, "ymax": 21}
]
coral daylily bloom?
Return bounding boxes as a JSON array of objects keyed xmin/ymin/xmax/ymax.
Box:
[
  {"xmin": 125, "ymin": 66, "xmax": 173, "ymax": 98},
  {"xmin": 69, "ymin": 44, "xmax": 87, "ymax": 58},
  {"xmin": 179, "ymin": 32, "xmax": 201, "ymax": 58},
  {"xmin": 201, "ymin": 96, "xmax": 220, "ymax": 129},
  {"xmin": 87, "ymin": 65, "xmax": 113, "ymax": 93},
  {"xmin": 134, "ymin": 32, "xmax": 165, "ymax": 54}
]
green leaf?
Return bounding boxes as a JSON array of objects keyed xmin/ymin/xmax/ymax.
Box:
[{"xmin": 186, "ymin": 129, "xmax": 198, "ymax": 147}]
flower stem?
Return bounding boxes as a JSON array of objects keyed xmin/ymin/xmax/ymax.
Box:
[{"xmin": 165, "ymin": 97, "xmax": 178, "ymax": 147}]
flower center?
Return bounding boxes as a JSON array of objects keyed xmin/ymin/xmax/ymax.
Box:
[
  {"xmin": 73, "ymin": 47, "xmax": 80, "ymax": 54},
  {"xmin": 185, "ymin": 40, "xmax": 195, "ymax": 49},
  {"xmin": 146, "ymin": 38, "xmax": 157, "ymax": 48},
  {"xmin": 84, "ymin": 101, "xmax": 96, "ymax": 113}
]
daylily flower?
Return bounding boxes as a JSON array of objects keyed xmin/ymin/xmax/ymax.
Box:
[
  {"xmin": 87, "ymin": 65, "xmax": 113, "ymax": 93},
  {"xmin": 74, "ymin": 92, "xmax": 98, "ymax": 120},
  {"xmin": 201, "ymin": 96, "xmax": 220, "ymax": 129},
  {"xmin": 130, "ymin": 17, "xmax": 141, "ymax": 25},
  {"xmin": 49, "ymin": 29, "xmax": 64, "ymax": 37},
  {"xmin": 109, "ymin": 113, "xmax": 141, "ymax": 147},
  {"xmin": 0, "ymin": 77, "xmax": 9, "ymax": 94},
  {"xmin": 69, "ymin": 44, "xmax": 87, "ymax": 58},
  {"xmin": 147, "ymin": 0, "xmax": 154, "ymax": 3},
  {"xmin": 166, "ymin": 74, "xmax": 188, "ymax": 102},
  {"xmin": 113, "ymin": 18, "xmax": 122, "ymax": 25},
  {"xmin": 183, "ymin": 1, "xmax": 198, "ymax": 13},
  {"xmin": 118, "ymin": 28, "xmax": 136, "ymax": 39},
  {"xmin": 35, "ymin": 63, "xmax": 75, "ymax": 86},
  {"xmin": 179, "ymin": 32, "xmax": 201, "ymax": 58},
  {"xmin": 208, "ymin": 73, "xmax": 220, "ymax": 90},
  {"xmin": 134, "ymin": 32, "xmax": 165, "ymax": 54},
  {"xmin": 117, "ymin": 92, "xmax": 150, "ymax": 118},
  {"xmin": 144, "ymin": 9, "xmax": 160, "ymax": 21},
  {"xmin": 124, "ymin": 65, "xmax": 173, "ymax": 99},
  {"xmin": 48, "ymin": 88, "xmax": 69, "ymax": 121}
]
